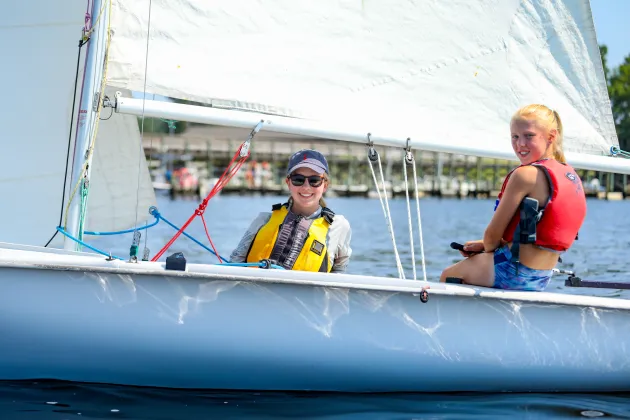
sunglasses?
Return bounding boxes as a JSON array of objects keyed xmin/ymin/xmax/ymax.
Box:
[{"xmin": 288, "ymin": 174, "xmax": 325, "ymax": 187}]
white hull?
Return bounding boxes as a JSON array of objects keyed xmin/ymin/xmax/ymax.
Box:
[{"xmin": 1, "ymin": 243, "xmax": 629, "ymax": 392}]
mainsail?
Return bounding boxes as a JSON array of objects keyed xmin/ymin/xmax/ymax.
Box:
[
  {"xmin": 0, "ymin": 1, "xmax": 156, "ymax": 247},
  {"xmin": 107, "ymin": 0, "xmax": 618, "ymax": 159}
]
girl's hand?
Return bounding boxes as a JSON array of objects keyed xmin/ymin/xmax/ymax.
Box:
[{"xmin": 461, "ymin": 240, "xmax": 484, "ymax": 257}]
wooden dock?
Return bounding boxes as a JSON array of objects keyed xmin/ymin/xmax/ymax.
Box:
[{"xmin": 143, "ymin": 125, "xmax": 630, "ymax": 200}]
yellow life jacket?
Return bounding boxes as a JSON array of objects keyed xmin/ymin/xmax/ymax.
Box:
[{"xmin": 246, "ymin": 203, "xmax": 334, "ymax": 272}]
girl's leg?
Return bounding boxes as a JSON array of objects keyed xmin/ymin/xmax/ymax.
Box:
[{"xmin": 440, "ymin": 253, "xmax": 495, "ymax": 288}]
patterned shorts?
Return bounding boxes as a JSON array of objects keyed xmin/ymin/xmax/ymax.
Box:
[{"xmin": 493, "ymin": 245, "xmax": 554, "ymax": 291}]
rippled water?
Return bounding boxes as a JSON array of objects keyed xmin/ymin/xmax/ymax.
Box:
[
  {"xmin": 1, "ymin": 381, "xmax": 630, "ymax": 419},
  {"xmin": 3, "ymin": 195, "xmax": 629, "ymax": 419}
]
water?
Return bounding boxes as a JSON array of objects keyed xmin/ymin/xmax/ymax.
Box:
[
  {"xmin": 1, "ymin": 381, "xmax": 629, "ymax": 419},
  {"xmin": 4, "ymin": 195, "xmax": 630, "ymax": 419}
]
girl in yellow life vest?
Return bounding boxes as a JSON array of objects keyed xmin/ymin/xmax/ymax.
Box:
[{"xmin": 229, "ymin": 149, "xmax": 352, "ymax": 273}]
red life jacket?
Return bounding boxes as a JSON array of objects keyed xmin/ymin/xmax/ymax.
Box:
[{"xmin": 498, "ymin": 159, "xmax": 586, "ymax": 252}]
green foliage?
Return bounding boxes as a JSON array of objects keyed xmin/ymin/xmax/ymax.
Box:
[
  {"xmin": 600, "ymin": 45, "xmax": 610, "ymax": 81},
  {"xmin": 609, "ymin": 57, "xmax": 630, "ymax": 151},
  {"xmin": 600, "ymin": 46, "xmax": 630, "ymax": 151}
]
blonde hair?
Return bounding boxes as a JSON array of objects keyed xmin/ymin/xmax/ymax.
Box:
[{"xmin": 511, "ymin": 104, "xmax": 566, "ymax": 163}]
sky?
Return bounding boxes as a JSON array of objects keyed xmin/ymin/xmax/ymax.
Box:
[{"xmin": 590, "ymin": 0, "xmax": 630, "ymax": 68}]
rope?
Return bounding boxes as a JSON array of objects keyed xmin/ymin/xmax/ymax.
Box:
[
  {"xmin": 144, "ymin": 95, "xmax": 158, "ymax": 256},
  {"xmin": 56, "ymin": 227, "xmax": 124, "ymax": 260},
  {"xmin": 200, "ymin": 214, "xmax": 223, "ymax": 263},
  {"xmin": 77, "ymin": 179, "xmax": 90, "ymax": 248},
  {"xmin": 226, "ymin": 262, "xmax": 285, "ymax": 270},
  {"xmin": 151, "ymin": 208, "xmax": 229, "ymax": 263},
  {"xmin": 611, "ymin": 146, "xmax": 630, "ymax": 159},
  {"xmin": 64, "ymin": 0, "xmax": 113, "ymax": 231},
  {"xmin": 367, "ymin": 146, "xmax": 405, "ymax": 279},
  {"xmin": 151, "ymin": 125, "xmax": 259, "ymax": 262},
  {"xmin": 81, "ymin": 207, "xmax": 228, "ymax": 263},
  {"xmin": 410, "ymin": 154, "xmax": 428, "ymax": 283},
  {"xmin": 69, "ymin": 11, "xmax": 94, "ymax": 190},
  {"xmin": 44, "ymin": 37, "xmax": 89, "ymax": 247},
  {"xmin": 82, "ymin": 0, "xmax": 107, "ymax": 40},
  {"xmin": 402, "ymin": 151, "xmax": 416, "ymax": 280},
  {"xmin": 133, "ymin": 0, "xmax": 154, "ymax": 235},
  {"xmin": 84, "ymin": 212, "xmax": 160, "ymax": 235},
  {"xmin": 57, "ymin": 226, "xmax": 280, "ymax": 270}
]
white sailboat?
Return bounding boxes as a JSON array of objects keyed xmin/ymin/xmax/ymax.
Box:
[{"xmin": 1, "ymin": 0, "xmax": 630, "ymax": 393}]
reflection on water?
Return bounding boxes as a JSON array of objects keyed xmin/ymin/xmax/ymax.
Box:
[{"xmin": 1, "ymin": 380, "xmax": 629, "ymax": 419}]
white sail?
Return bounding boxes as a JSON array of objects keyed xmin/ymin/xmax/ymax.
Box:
[
  {"xmin": 107, "ymin": 0, "xmax": 618, "ymax": 159},
  {"xmin": 86, "ymin": 88, "xmax": 157, "ymax": 235},
  {"xmin": 0, "ymin": 1, "xmax": 156, "ymax": 247}
]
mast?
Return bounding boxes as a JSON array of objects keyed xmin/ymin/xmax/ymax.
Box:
[{"xmin": 64, "ymin": 0, "xmax": 109, "ymax": 251}]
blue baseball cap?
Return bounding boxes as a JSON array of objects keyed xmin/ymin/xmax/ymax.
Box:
[{"xmin": 286, "ymin": 149, "xmax": 329, "ymax": 176}]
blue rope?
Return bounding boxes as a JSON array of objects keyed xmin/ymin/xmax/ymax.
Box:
[
  {"xmin": 149, "ymin": 207, "xmax": 230, "ymax": 263},
  {"xmin": 56, "ymin": 227, "xmax": 281, "ymax": 268},
  {"xmin": 57, "ymin": 228, "xmax": 284, "ymax": 269},
  {"xmin": 56, "ymin": 227, "xmax": 124, "ymax": 260},
  {"xmin": 84, "ymin": 215, "xmax": 160, "ymax": 236},
  {"xmin": 610, "ymin": 146, "xmax": 630, "ymax": 159},
  {"xmin": 81, "ymin": 206, "xmax": 227, "ymax": 262},
  {"xmin": 69, "ymin": 206, "xmax": 284, "ymax": 268},
  {"xmin": 223, "ymin": 262, "xmax": 285, "ymax": 270}
]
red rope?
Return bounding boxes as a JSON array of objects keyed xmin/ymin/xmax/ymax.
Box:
[
  {"xmin": 151, "ymin": 144, "xmax": 250, "ymax": 262},
  {"xmin": 201, "ymin": 214, "xmax": 222, "ymax": 263}
]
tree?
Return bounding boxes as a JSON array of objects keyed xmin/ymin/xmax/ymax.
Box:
[
  {"xmin": 600, "ymin": 45, "xmax": 630, "ymax": 152},
  {"xmin": 609, "ymin": 56, "xmax": 630, "ymax": 151}
]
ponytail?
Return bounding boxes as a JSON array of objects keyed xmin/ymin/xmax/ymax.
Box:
[{"xmin": 552, "ymin": 110, "xmax": 566, "ymax": 163}]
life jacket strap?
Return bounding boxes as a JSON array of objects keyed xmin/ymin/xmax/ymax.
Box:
[
  {"xmin": 321, "ymin": 207, "xmax": 335, "ymax": 224},
  {"xmin": 268, "ymin": 211, "xmax": 314, "ymax": 270},
  {"xmin": 272, "ymin": 202, "xmax": 288, "ymax": 211},
  {"xmin": 510, "ymin": 197, "xmax": 544, "ymax": 266}
]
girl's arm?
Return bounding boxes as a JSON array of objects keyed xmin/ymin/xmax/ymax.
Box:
[
  {"xmin": 483, "ymin": 166, "xmax": 538, "ymax": 252},
  {"xmin": 331, "ymin": 217, "xmax": 352, "ymax": 273}
]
